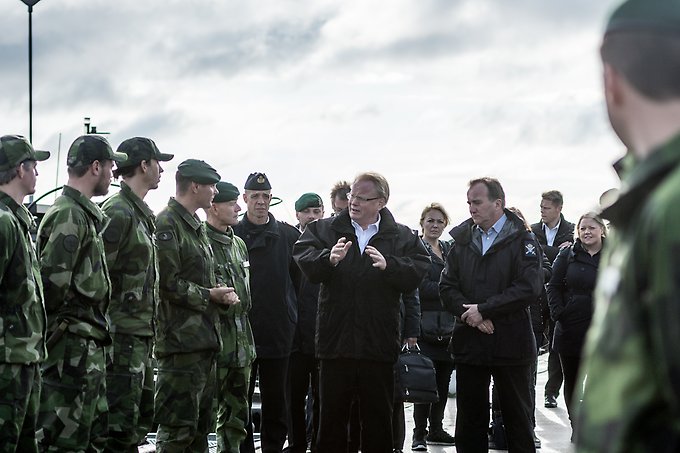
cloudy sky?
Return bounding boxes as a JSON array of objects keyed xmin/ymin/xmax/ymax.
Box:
[{"xmin": 2, "ymin": 0, "xmax": 623, "ymax": 230}]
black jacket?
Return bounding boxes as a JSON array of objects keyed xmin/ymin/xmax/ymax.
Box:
[
  {"xmin": 233, "ymin": 212, "xmax": 301, "ymax": 359},
  {"xmin": 439, "ymin": 210, "xmax": 542, "ymax": 366},
  {"xmin": 293, "ymin": 208, "xmax": 430, "ymax": 363},
  {"xmin": 531, "ymin": 214, "xmax": 575, "ymax": 264},
  {"xmin": 546, "ymin": 239, "xmax": 601, "ymax": 357},
  {"xmin": 293, "ymin": 273, "xmax": 320, "ymax": 356}
]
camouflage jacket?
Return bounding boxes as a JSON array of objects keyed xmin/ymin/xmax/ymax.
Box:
[
  {"xmin": 101, "ymin": 182, "xmax": 158, "ymax": 337},
  {"xmin": 206, "ymin": 223, "xmax": 256, "ymax": 367},
  {"xmin": 155, "ymin": 198, "xmax": 220, "ymax": 357},
  {"xmin": 0, "ymin": 192, "xmax": 47, "ymax": 364},
  {"xmin": 36, "ymin": 185, "xmax": 111, "ymax": 344},
  {"xmin": 576, "ymin": 134, "xmax": 680, "ymax": 452}
]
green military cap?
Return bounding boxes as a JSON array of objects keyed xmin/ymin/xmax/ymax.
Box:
[
  {"xmin": 607, "ymin": 0, "xmax": 680, "ymax": 34},
  {"xmin": 115, "ymin": 137, "xmax": 174, "ymax": 169},
  {"xmin": 213, "ymin": 181, "xmax": 240, "ymax": 203},
  {"xmin": 244, "ymin": 172, "xmax": 271, "ymax": 190},
  {"xmin": 295, "ymin": 192, "xmax": 323, "ymax": 212},
  {"xmin": 0, "ymin": 135, "xmax": 50, "ymax": 171},
  {"xmin": 177, "ymin": 159, "xmax": 221, "ymax": 184},
  {"xmin": 67, "ymin": 135, "xmax": 127, "ymax": 168}
]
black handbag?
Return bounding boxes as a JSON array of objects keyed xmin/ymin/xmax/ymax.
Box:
[
  {"xmin": 420, "ymin": 310, "xmax": 455, "ymax": 344},
  {"xmin": 395, "ymin": 345, "xmax": 439, "ymax": 404}
]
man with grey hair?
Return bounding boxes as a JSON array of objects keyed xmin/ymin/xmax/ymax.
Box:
[{"xmin": 294, "ymin": 171, "xmax": 429, "ymax": 452}]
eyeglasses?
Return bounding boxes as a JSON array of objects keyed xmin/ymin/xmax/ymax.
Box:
[{"xmin": 346, "ymin": 192, "xmax": 381, "ymax": 203}]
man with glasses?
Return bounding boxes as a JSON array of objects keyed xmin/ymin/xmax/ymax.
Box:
[
  {"xmin": 294, "ymin": 172, "xmax": 429, "ymax": 452},
  {"xmin": 233, "ymin": 172, "xmax": 301, "ymax": 453}
]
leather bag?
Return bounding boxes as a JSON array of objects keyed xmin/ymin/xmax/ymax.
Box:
[{"xmin": 395, "ymin": 345, "xmax": 439, "ymax": 404}]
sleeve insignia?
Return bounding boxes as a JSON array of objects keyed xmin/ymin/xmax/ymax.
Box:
[
  {"xmin": 157, "ymin": 231, "xmax": 174, "ymax": 241},
  {"xmin": 524, "ymin": 241, "xmax": 537, "ymax": 258},
  {"xmin": 62, "ymin": 234, "xmax": 79, "ymax": 253}
]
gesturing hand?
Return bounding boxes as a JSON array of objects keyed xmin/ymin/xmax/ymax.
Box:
[
  {"xmin": 330, "ymin": 237, "xmax": 352, "ymax": 266},
  {"xmin": 364, "ymin": 245, "xmax": 386, "ymax": 270}
]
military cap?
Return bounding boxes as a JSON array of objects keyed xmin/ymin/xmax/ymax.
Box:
[
  {"xmin": 177, "ymin": 159, "xmax": 221, "ymax": 184},
  {"xmin": 213, "ymin": 181, "xmax": 240, "ymax": 203},
  {"xmin": 606, "ymin": 0, "xmax": 680, "ymax": 34},
  {"xmin": 0, "ymin": 135, "xmax": 50, "ymax": 171},
  {"xmin": 295, "ymin": 192, "xmax": 323, "ymax": 212},
  {"xmin": 67, "ymin": 135, "xmax": 127, "ymax": 168},
  {"xmin": 115, "ymin": 137, "xmax": 174, "ymax": 169},
  {"xmin": 244, "ymin": 172, "xmax": 272, "ymax": 190}
]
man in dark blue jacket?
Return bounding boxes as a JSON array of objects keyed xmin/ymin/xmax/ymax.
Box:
[
  {"xmin": 440, "ymin": 177, "xmax": 542, "ymax": 453},
  {"xmin": 294, "ymin": 172, "xmax": 430, "ymax": 453}
]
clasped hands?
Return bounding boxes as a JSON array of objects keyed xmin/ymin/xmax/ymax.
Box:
[
  {"xmin": 461, "ymin": 303, "xmax": 494, "ymax": 335},
  {"xmin": 329, "ymin": 237, "xmax": 386, "ymax": 270},
  {"xmin": 209, "ymin": 286, "xmax": 240, "ymax": 305}
]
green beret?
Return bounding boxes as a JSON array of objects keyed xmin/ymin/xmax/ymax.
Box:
[
  {"xmin": 607, "ymin": 0, "xmax": 680, "ymax": 34},
  {"xmin": 213, "ymin": 181, "xmax": 240, "ymax": 203},
  {"xmin": 177, "ymin": 159, "xmax": 220, "ymax": 184},
  {"xmin": 115, "ymin": 137, "xmax": 174, "ymax": 169},
  {"xmin": 0, "ymin": 135, "xmax": 50, "ymax": 171},
  {"xmin": 295, "ymin": 192, "xmax": 323, "ymax": 212},
  {"xmin": 67, "ymin": 135, "xmax": 127, "ymax": 168},
  {"xmin": 244, "ymin": 172, "xmax": 271, "ymax": 190}
]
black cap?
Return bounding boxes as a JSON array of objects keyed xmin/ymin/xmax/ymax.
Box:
[{"xmin": 244, "ymin": 172, "xmax": 272, "ymax": 190}]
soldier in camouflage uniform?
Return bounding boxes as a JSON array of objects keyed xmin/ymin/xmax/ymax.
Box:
[
  {"xmin": 100, "ymin": 137, "xmax": 174, "ymax": 452},
  {"xmin": 154, "ymin": 160, "xmax": 240, "ymax": 453},
  {"xmin": 0, "ymin": 135, "xmax": 50, "ymax": 453},
  {"xmin": 36, "ymin": 135, "xmax": 127, "ymax": 452},
  {"xmin": 204, "ymin": 181, "xmax": 256, "ymax": 453},
  {"xmin": 575, "ymin": 1, "xmax": 680, "ymax": 451}
]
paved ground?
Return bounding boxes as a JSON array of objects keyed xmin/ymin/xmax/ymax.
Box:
[{"xmin": 400, "ymin": 351, "xmax": 574, "ymax": 452}]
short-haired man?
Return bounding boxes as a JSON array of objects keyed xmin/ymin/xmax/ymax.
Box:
[
  {"xmin": 154, "ymin": 159, "xmax": 239, "ymax": 452},
  {"xmin": 100, "ymin": 137, "xmax": 173, "ymax": 452},
  {"xmin": 329, "ymin": 180, "xmax": 350, "ymax": 215},
  {"xmin": 576, "ymin": 2, "xmax": 680, "ymax": 451},
  {"xmin": 204, "ymin": 181, "xmax": 256, "ymax": 453},
  {"xmin": 440, "ymin": 177, "xmax": 542, "ymax": 452},
  {"xmin": 294, "ymin": 172, "xmax": 430, "ymax": 452},
  {"xmin": 36, "ymin": 135, "xmax": 127, "ymax": 451},
  {"xmin": 233, "ymin": 172, "xmax": 301, "ymax": 453},
  {"xmin": 530, "ymin": 190, "xmax": 575, "ymax": 409},
  {"xmin": 288, "ymin": 192, "xmax": 325, "ymax": 452},
  {"xmin": 0, "ymin": 135, "xmax": 49, "ymax": 452}
]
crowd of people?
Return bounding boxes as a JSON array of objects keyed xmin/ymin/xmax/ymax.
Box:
[{"xmin": 1, "ymin": 1, "xmax": 680, "ymax": 452}]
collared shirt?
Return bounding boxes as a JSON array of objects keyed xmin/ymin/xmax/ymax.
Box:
[
  {"xmin": 352, "ymin": 214, "xmax": 381, "ymax": 253},
  {"xmin": 477, "ymin": 214, "xmax": 507, "ymax": 255},
  {"xmin": 544, "ymin": 220, "xmax": 561, "ymax": 246}
]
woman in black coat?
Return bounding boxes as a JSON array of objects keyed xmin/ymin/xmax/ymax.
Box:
[
  {"xmin": 411, "ymin": 203, "xmax": 456, "ymax": 450},
  {"xmin": 547, "ymin": 212, "xmax": 606, "ymax": 431}
]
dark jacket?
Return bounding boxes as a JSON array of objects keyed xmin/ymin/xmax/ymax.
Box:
[
  {"xmin": 233, "ymin": 212, "xmax": 301, "ymax": 359},
  {"xmin": 293, "ymin": 208, "xmax": 430, "ymax": 363},
  {"xmin": 546, "ymin": 239, "xmax": 601, "ymax": 357},
  {"xmin": 293, "ymin": 274, "xmax": 320, "ymax": 356},
  {"xmin": 531, "ymin": 214, "xmax": 575, "ymax": 264},
  {"xmin": 439, "ymin": 210, "xmax": 542, "ymax": 366}
]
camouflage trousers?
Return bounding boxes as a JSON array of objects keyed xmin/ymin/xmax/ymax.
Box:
[
  {"xmin": 154, "ymin": 350, "xmax": 216, "ymax": 453},
  {"xmin": 103, "ymin": 334, "xmax": 154, "ymax": 453},
  {"xmin": 0, "ymin": 363, "xmax": 41, "ymax": 453},
  {"xmin": 37, "ymin": 332, "xmax": 108, "ymax": 452},
  {"xmin": 215, "ymin": 362, "xmax": 251, "ymax": 453}
]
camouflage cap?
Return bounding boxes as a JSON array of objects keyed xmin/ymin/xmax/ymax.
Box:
[
  {"xmin": 606, "ymin": 0, "xmax": 680, "ymax": 34},
  {"xmin": 244, "ymin": 172, "xmax": 271, "ymax": 190},
  {"xmin": 177, "ymin": 159, "xmax": 220, "ymax": 184},
  {"xmin": 295, "ymin": 192, "xmax": 323, "ymax": 212},
  {"xmin": 213, "ymin": 181, "xmax": 240, "ymax": 203},
  {"xmin": 67, "ymin": 135, "xmax": 127, "ymax": 168},
  {"xmin": 0, "ymin": 135, "xmax": 50, "ymax": 171},
  {"xmin": 115, "ymin": 137, "xmax": 174, "ymax": 169}
]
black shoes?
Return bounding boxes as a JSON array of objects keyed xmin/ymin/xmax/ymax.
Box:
[
  {"xmin": 426, "ymin": 429, "xmax": 456, "ymax": 446},
  {"xmin": 411, "ymin": 432, "xmax": 427, "ymax": 451},
  {"xmin": 544, "ymin": 395, "xmax": 558, "ymax": 408}
]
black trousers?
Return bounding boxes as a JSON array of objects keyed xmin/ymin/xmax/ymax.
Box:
[
  {"xmin": 317, "ymin": 358, "xmax": 394, "ymax": 453},
  {"xmin": 455, "ymin": 363, "xmax": 536, "ymax": 453},
  {"xmin": 286, "ymin": 352, "xmax": 319, "ymax": 453},
  {"xmin": 240, "ymin": 357, "xmax": 289, "ymax": 453},
  {"xmin": 559, "ymin": 354, "xmax": 581, "ymax": 429},
  {"xmin": 413, "ymin": 359, "xmax": 455, "ymax": 434},
  {"xmin": 544, "ymin": 320, "xmax": 563, "ymax": 397}
]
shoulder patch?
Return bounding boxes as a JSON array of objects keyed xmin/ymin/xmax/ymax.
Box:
[
  {"xmin": 62, "ymin": 234, "xmax": 79, "ymax": 253},
  {"xmin": 524, "ymin": 240, "xmax": 537, "ymax": 258},
  {"xmin": 103, "ymin": 225, "xmax": 121, "ymax": 244},
  {"xmin": 157, "ymin": 231, "xmax": 174, "ymax": 241}
]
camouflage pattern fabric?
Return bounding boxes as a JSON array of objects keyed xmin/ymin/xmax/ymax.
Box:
[
  {"xmin": 154, "ymin": 351, "xmax": 216, "ymax": 453},
  {"xmin": 576, "ymin": 135, "xmax": 680, "ymax": 452},
  {"xmin": 104, "ymin": 334, "xmax": 154, "ymax": 452},
  {"xmin": 0, "ymin": 363, "xmax": 41, "ymax": 453},
  {"xmin": 36, "ymin": 332, "xmax": 108, "ymax": 452},
  {"xmin": 36, "ymin": 185, "xmax": 112, "ymax": 343},
  {"xmin": 206, "ymin": 223, "xmax": 256, "ymax": 452},
  {"xmin": 0, "ymin": 192, "xmax": 47, "ymax": 364}
]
